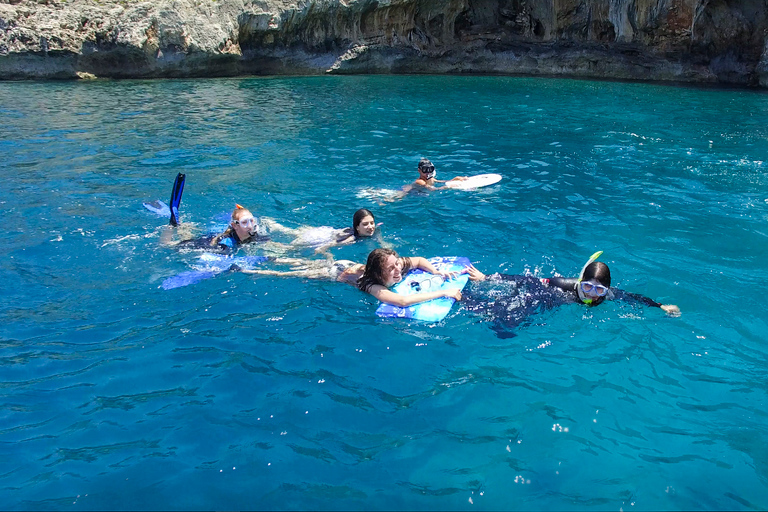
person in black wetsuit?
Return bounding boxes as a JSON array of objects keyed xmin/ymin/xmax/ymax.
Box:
[{"xmin": 462, "ymin": 252, "xmax": 680, "ymax": 338}]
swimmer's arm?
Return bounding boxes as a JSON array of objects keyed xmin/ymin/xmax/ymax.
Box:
[
  {"xmin": 544, "ymin": 276, "xmax": 579, "ymax": 292},
  {"xmin": 410, "ymin": 257, "xmax": 443, "ymax": 275},
  {"xmin": 208, "ymin": 230, "xmax": 227, "ymax": 247},
  {"xmin": 411, "ymin": 256, "xmax": 462, "ymax": 280},
  {"xmin": 434, "ymin": 176, "xmax": 468, "ymax": 183},
  {"xmin": 612, "ymin": 289, "xmax": 680, "ymax": 315},
  {"xmin": 660, "ymin": 304, "xmax": 681, "ymax": 315},
  {"xmin": 412, "ymin": 179, "xmax": 438, "ymax": 190},
  {"xmin": 464, "ymin": 264, "xmax": 486, "ymax": 281},
  {"xmin": 367, "ymin": 284, "xmax": 461, "ymax": 307}
]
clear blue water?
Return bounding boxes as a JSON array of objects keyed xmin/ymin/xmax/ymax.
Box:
[{"xmin": 1, "ymin": 76, "xmax": 768, "ymax": 510}]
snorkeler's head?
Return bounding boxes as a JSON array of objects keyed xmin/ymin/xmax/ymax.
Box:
[
  {"xmin": 582, "ymin": 261, "xmax": 611, "ymax": 288},
  {"xmin": 578, "ymin": 261, "xmax": 612, "ymax": 305},
  {"xmin": 358, "ymin": 248, "xmax": 401, "ymax": 291},
  {"xmin": 418, "ymin": 158, "xmax": 436, "ymax": 180},
  {"xmin": 352, "ymin": 208, "xmax": 376, "ymax": 238},
  {"xmin": 230, "ymin": 205, "xmax": 259, "ymax": 238}
]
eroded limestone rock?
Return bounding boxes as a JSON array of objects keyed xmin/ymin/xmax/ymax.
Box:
[{"xmin": 0, "ymin": 0, "xmax": 766, "ymax": 86}]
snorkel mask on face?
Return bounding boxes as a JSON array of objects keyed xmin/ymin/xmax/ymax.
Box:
[
  {"xmin": 577, "ymin": 251, "xmax": 606, "ymax": 305},
  {"xmin": 232, "ymin": 204, "xmax": 265, "ymax": 238},
  {"xmin": 418, "ymin": 160, "xmax": 436, "ymax": 180}
]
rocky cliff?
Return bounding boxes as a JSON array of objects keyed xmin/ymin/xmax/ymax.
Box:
[{"xmin": 1, "ymin": 0, "xmax": 767, "ymax": 86}]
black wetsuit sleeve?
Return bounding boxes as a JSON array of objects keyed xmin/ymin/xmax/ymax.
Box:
[
  {"xmin": 545, "ymin": 277, "xmax": 579, "ymax": 293},
  {"xmin": 491, "ymin": 274, "xmax": 542, "ymax": 286},
  {"xmin": 612, "ymin": 289, "xmax": 662, "ymax": 308}
]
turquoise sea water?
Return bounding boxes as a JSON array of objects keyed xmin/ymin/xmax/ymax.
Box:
[{"xmin": 1, "ymin": 75, "xmax": 767, "ymax": 510}]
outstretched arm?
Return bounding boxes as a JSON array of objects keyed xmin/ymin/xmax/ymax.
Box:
[
  {"xmin": 409, "ymin": 256, "xmax": 462, "ymax": 280},
  {"xmin": 435, "ymin": 176, "xmax": 468, "ymax": 183},
  {"xmin": 660, "ymin": 304, "xmax": 681, "ymax": 315},
  {"xmin": 612, "ymin": 289, "xmax": 681, "ymax": 316},
  {"xmin": 366, "ymin": 284, "xmax": 462, "ymax": 307}
]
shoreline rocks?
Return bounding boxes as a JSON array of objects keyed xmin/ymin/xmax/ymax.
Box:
[{"xmin": 1, "ymin": 0, "xmax": 766, "ymax": 87}]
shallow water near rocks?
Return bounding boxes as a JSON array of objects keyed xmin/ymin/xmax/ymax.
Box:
[{"xmin": 1, "ymin": 75, "xmax": 767, "ymax": 510}]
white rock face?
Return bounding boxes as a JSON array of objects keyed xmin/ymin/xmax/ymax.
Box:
[{"xmin": 0, "ymin": 0, "xmax": 766, "ymax": 86}]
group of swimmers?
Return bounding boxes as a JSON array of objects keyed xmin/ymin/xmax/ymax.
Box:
[{"xmin": 153, "ymin": 159, "xmax": 679, "ymax": 335}]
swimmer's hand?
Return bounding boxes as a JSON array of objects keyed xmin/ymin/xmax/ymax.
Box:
[
  {"xmin": 661, "ymin": 304, "xmax": 681, "ymax": 316},
  {"xmin": 450, "ymin": 176, "xmax": 468, "ymax": 181},
  {"xmin": 437, "ymin": 270, "xmax": 461, "ymax": 281},
  {"xmin": 442, "ymin": 289, "xmax": 462, "ymax": 301},
  {"xmin": 463, "ymin": 264, "xmax": 486, "ymax": 281}
]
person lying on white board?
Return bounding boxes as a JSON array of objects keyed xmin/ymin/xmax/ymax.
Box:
[{"xmin": 384, "ymin": 158, "xmax": 467, "ymax": 202}]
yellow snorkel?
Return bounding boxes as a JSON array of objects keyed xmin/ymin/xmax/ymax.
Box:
[{"xmin": 577, "ymin": 251, "xmax": 603, "ymax": 304}]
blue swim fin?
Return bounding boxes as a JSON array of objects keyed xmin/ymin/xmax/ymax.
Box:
[
  {"xmin": 162, "ymin": 269, "xmax": 220, "ymax": 290},
  {"xmin": 143, "ymin": 199, "xmax": 171, "ymax": 217},
  {"xmin": 161, "ymin": 255, "xmax": 271, "ymax": 290},
  {"xmin": 168, "ymin": 173, "xmax": 186, "ymax": 226}
]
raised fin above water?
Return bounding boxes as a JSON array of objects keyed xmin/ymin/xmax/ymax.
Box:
[{"xmin": 169, "ymin": 172, "xmax": 186, "ymax": 226}]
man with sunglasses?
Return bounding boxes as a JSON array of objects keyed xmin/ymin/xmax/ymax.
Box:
[{"xmin": 462, "ymin": 253, "xmax": 680, "ymax": 338}]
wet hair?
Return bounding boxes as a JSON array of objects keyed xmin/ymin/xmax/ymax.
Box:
[
  {"xmin": 358, "ymin": 248, "xmax": 398, "ymax": 292},
  {"xmin": 352, "ymin": 208, "xmax": 375, "ymax": 238},
  {"xmin": 418, "ymin": 158, "xmax": 435, "ymax": 172},
  {"xmin": 231, "ymin": 205, "xmax": 252, "ymax": 222},
  {"xmin": 582, "ymin": 261, "xmax": 611, "ymax": 288}
]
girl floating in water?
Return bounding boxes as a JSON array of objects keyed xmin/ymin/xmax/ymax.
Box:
[{"xmin": 283, "ymin": 208, "xmax": 384, "ymax": 255}]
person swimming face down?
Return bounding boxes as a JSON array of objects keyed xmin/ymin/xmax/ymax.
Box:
[
  {"xmin": 352, "ymin": 208, "xmax": 376, "ymax": 238},
  {"xmin": 577, "ymin": 261, "xmax": 612, "ymax": 305}
]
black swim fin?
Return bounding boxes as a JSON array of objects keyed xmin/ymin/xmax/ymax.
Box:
[{"xmin": 168, "ymin": 172, "xmax": 186, "ymax": 226}]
